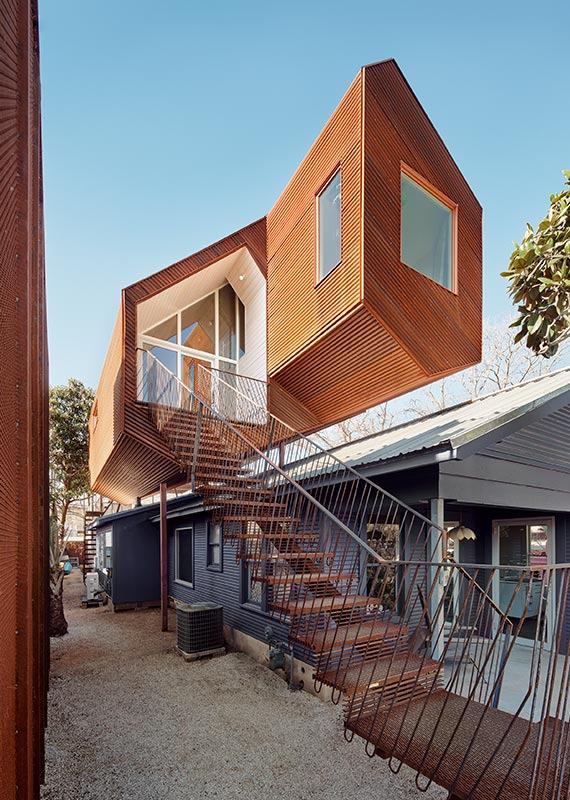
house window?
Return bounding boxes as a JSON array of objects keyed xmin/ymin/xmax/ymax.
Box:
[
  {"xmin": 317, "ymin": 169, "xmax": 341, "ymax": 281},
  {"xmin": 175, "ymin": 527, "xmax": 194, "ymax": 586},
  {"xmin": 401, "ymin": 169, "xmax": 455, "ymax": 291},
  {"xmin": 207, "ymin": 522, "xmax": 222, "ymax": 570},
  {"xmin": 139, "ymin": 283, "xmax": 245, "ymax": 396}
]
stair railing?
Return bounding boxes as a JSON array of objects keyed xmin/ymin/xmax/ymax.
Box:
[{"xmin": 135, "ymin": 351, "xmax": 568, "ymax": 799}]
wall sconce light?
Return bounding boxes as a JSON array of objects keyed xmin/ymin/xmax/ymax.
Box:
[{"xmin": 447, "ymin": 524, "xmax": 476, "ymax": 541}]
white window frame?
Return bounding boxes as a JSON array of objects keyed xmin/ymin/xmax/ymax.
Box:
[
  {"xmin": 175, "ymin": 526, "xmax": 194, "ymax": 587},
  {"xmin": 316, "ymin": 167, "xmax": 342, "ymax": 283},
  {"xmin": 138, "ymin": 283, "xmax": 243, "ymax": 383}
]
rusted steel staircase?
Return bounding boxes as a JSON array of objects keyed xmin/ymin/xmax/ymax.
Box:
[{"xmin": 138, "ymin": 350, "xmax": 570, "ymax": 800}]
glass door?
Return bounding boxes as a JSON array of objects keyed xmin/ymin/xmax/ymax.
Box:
[{"xmin": 492, "ymin": 517, "xmax": 554, "ymax": 646}]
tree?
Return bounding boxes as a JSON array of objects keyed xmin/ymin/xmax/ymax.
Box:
[
  {"xmin": 49, "ymin": 379, "xmax": 95, "ymax": 635},
  {"xmin": 502, "ymin": 171, "xmax": 570, "ymax": 357},
  {"xmin": 403, "ymin": 319, "xmax": 568, "ymax": 419},
  {"xmin": 315, "ymin": 402, "xmax": 396, "ymax": 447}
]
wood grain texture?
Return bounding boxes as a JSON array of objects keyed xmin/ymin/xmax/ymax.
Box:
[
  {"xmin": 361, "ymin": 60, "xmax": 482, "ymax": 375},
  {"xmin": 267, "ymin": 72, "xmax": 363, "ymax": 375},
  {"xmin": 91, "ymin": 219, "xmax": 267, "ymax": 503}
]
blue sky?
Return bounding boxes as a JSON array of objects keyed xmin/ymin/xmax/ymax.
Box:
[{"xmin": 41, "ymin": 0, "xmax": 570, "ymax": 389}]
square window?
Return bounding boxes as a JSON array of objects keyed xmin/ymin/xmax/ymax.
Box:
[
  {"xmin": 207, "ymin": 522, "xmax": 222, "ymax": 570},
  {"xmin": 401, "ymin": 171, "xmax": 455, "ymax": 291},
  {"xmin": 175, "ymin": 527, "xmax": 194, "ymax": 586},
  {"xmin": 317, "ymin": 169, "xmax": 341, "ymax": 280}
]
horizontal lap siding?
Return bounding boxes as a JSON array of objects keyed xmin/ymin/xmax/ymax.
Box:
[
  {"xmin": 362, "ymin": 61, "xmax": 482, "ymax": 377},
  {"xmin": 168, "ymin": 519, "xmax": 290, "ymax": 650},
  {"xmin": 94, "ymin": 220, "xmax": 267, "ymax": 503},
  {"xmin": 89, "ymin": 306, "xmax": 124, "ymax": 486},
  {"xmin": 272, "ymin": 306, "xmax": 426, "ymax": 428},
  {"xmin": 267, "ymin": 73, "xmax": 363, "ymax": 376}
]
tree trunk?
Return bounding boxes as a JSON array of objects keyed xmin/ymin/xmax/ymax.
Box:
[{"xmin": 49, "ymin": 577, "xmax": 68, "ymax": 637}]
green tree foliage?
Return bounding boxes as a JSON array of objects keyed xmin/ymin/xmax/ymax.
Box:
[
  {"xmin": 49, "ymin": 378, "xmax": 94, "ymax": 635},
  {"xmin": 502, "ymin": 171, "xmax": 570, "ymax": 357},
  {"xmin": 50, "ymin": 378, "xmax": 95, "ymax": 531}
]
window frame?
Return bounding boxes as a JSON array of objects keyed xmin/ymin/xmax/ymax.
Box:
[
  {"xmin": 316, "ymin": 166, "xmax": 342, "ymax": 284},
  {"xmin": 207, "ymin": 521, "xmax": 223, "ymax": 572},
  {"xmin": 400, "ymin": 163, "xmax": 458, "ymax": 294},
  {"xmin": 175, "ymin": 526, "xmax": 194, "ymax": 587}
]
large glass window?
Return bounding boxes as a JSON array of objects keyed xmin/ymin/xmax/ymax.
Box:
[
  {"xmin": 181, "ymin": 294, "xmax": 215, "ymax": 353},
  {"xmin": 175, "ymin": 527, "xmax": 194, "ymax": 586},
  {"xmin": 401, "ymin": 171, "xmax": 455, "ymax": 291},
  {"xmin": 139, "ymin": 283, "xmax": 245, "ymax": 391},
  {"xmin": 318, "ymin": 169, "xmax": 341, "ymax": 280}
]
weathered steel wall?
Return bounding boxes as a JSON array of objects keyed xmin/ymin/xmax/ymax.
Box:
[{"xmin": 0, "ymin": 1, "xmax": 49, "ymax": 798}]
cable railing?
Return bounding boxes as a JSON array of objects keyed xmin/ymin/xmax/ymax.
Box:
[{"xmin": 136, "ymin": 350, "xmax": 570, "ymax": 799}]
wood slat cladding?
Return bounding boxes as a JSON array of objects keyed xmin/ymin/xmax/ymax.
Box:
[
  {"xmin": 92, "ymin": 433, "xmax": 185, "ymax": 505},
  {"xmin": 271, "ymin": 307, "xmax": 426, "ymax": 427},
  {"xmin": 267, "ymin": 73, "xmax": 363, "ymax": 375},
  {"xmin": 91, "ymin": 220, "xmax": 267, "ymax": 503},
  {"xmin": 267, "ymin": 59, "xmax": 482, "ymax": 430},
  {"xmin": 0, "ymin": 2, "xmax": 49, "ymax": 798},
  {"xmin": 361, "ymin": 60, "xmax": 482, "ymax": 375}
]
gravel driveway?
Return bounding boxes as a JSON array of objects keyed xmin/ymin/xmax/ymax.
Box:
[{"xmin": 41, "ymin": 571, "xmax": 445, "ymax": 800}]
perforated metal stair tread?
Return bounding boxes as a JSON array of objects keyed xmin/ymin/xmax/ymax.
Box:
[
  {"xmin": 257, "ymin": 571, "xmax": 356, "ymax": 584},
  {"xmin": 292, "ymin": 619, "xmax": 408, "ymax": 651},
  {"xmin": 247, "ymin": 551, "xmax": 334, "ymax": 561},
  {"xmin": 269, "ymin": 594, "xmax": 380, "ymax": 615},
  {"xmin": 231, "ymin": 532, "xmax": 318, "ymax": 540},
  {"xmin": 345, "ymin": 691, "xmax": 569, "ymax": 800},
  {"xmin": 319, "ymin": 651, "xmax": 440, "ymax": 693}
]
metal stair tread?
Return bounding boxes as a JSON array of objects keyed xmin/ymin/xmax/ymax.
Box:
[
  {"xmin": 318, "ymin": 651, "xmax": 439, "ymax": 693},
  {"xmin": 269, "ymin": 594, "xmax": 379, "ymax": 615},
  {"xmin": 292, "ymin": 619, "xmax": 408, "ymax": 652},
  {"xmin": 258, "ymin": 571, "xmax": 356, "ymax": 584},
  {"xmin": 345, "ymin": 690, "xmax": 568, "ymax": 800}
]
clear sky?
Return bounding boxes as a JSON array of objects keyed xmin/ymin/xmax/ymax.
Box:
[{"xmin": 40, "ymin": 0, "xmax": 570, "ymax": 389}]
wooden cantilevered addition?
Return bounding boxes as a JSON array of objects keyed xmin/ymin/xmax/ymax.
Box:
[{"xmin": 86, "ymin": 61, "xmax": 570, "ymax": 800}]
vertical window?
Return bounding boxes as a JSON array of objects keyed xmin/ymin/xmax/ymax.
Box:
[
  {"xmin": 207, "ymin": 522, "xmax": 222, "ymax": 570},
  {"xmin": 318, "ymin": 169, "xmax": 341, "ymax": 280},
  {"xmin": 401, "ymin": 170, "xmax": 455, "ymax": 291},
  {"xmin": 175, "ymin": 527, "xmax": 194, "ymax": 586}
]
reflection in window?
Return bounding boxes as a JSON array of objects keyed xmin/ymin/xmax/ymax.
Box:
[
  {"xmin": 142, "ymin": 343, "xmax": 177, "ymax": 375},
  {"xmin": 145, "ymin": 314, "xmax": 177, "ymax": 344},
  {"xmin": 219, "ymin": 283, "xmax": 236, "ymax": 359},
  {"xmin": 181, "ymin": 294, "xmax": 215, "ymax": 354},
  {"xmin": 318, "ymin": 169, "xmax": 341, "ymax": 280},
  {"xmin": 401, "ymin": 172, "xmax": 454, "ymax": 290},
  {"xmin": 207, "ymin": 522, "xmax": 222, "ymax": 569}
]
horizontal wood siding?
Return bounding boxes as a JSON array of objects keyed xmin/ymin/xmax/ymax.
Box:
[
  {"xmin": 271, "ymin": 306, "xmax": 426, "ymax": 428},
  {"xmin": 167, "ymin": 519, "xmax": 291, "ymax": 649},
  {"xmin": 362, "ymin": 60, "xmax": 482, "ymax": 376},
  {"xmin": 267, "ymin": 73, "xmax": 363, "ymax": 375},
  {"xmin": 114, "ymin": 517, "xmax": 160, "ymax": 605},
  {"xmin": 91, "ymin": 219, "xmax": 266, "ymax": 503},
  {"xmin": 89, "ymin": 306, "xmax": 124, "ymax": 486}
]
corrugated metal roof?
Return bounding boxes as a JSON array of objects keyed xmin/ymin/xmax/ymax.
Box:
[{"xmin": 331, "ymin": 368, "xmax": 570, "ymax": 469}]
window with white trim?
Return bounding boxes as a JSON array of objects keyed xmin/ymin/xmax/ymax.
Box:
[
  {"xmin": 207, "ymin": 522, "xmax": 222, "ymax": 570},
  {"xmin": 401, "ymin": 170, "xmax": 455, "ymax": 291},
  {"xmin": 175, "ymin": 527, "xmax": 194, "ymax": 586},
  {"xmin": 317, "ymin": 169, "xmax": 341, "ymax": 281}
]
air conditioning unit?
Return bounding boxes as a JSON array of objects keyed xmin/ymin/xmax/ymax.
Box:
[{"xmin": 176, "ymin": 602, "xmax": 225, "ymax": 662}]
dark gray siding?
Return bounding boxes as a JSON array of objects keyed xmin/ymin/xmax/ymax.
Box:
[
  {"xmin": 167, "ymin": 514, "xmax": 291, "ymax": 651},
  {"xmin": 113, "ymin": 516, "xmax": 160, "ymax": 605}
]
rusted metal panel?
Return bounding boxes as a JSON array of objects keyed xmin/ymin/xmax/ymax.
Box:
[{"xmin": 0, "ymin": 1, "xmax": 49, "ymax": 797}]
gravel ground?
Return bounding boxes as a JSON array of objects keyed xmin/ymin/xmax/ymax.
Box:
[{"xmin": 41, "ymin": 571, "xmax": 445, "ymax": 800}]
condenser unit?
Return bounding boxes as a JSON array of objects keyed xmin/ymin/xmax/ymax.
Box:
[{"xmin": 176, "ymin": 602, "xmax": 225, "ymax": 662}]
